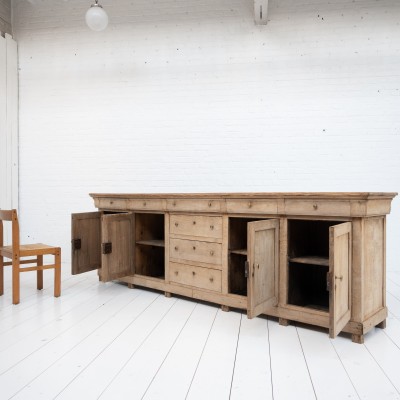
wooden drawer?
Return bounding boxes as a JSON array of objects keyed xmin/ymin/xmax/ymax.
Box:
[
  {"xmin": 96, "ymin": 198, "xmax": 128, "ymax": 210},
  {"xmin": 226, "ymin": 199, "xmax": 278, "ymax": 214},
  {"xmin": 169, "ymin": 262, "xmax": 222, "ymax": 292},
  {"xmin": 170, "ymin": 214, "xmax": 222, "ymax": 239},
  {"xmin": 170, "ymin": 238, "xmax": 222, "ymax": 266},
  {"xmin": 127, "ymin": 199, "xmax": 165, "ymax": 211},
  {"xmin": 284, "ymin": 199, "xmax": 351, "ymax": 217},
  {"xmin": 167, "ymin": 199, "xmax": 221, "ymax": 213}
]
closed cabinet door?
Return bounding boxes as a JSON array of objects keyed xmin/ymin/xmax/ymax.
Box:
[
  {"xmin": 71, "ymin": 211, "xmax": 135, "ymax": 282},
  {"xmin": 329, "ymin": 222, "xmax": 352, "ymax": 338},
  {"xmin": 71, "ymin": 212, "xmax": 102, "ymax": 275},
  {"xmin": 247, "ymin": 219, "xmax": 279, "ymax": 318}
]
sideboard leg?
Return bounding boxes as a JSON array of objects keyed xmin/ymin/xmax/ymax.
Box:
[
  {"xmin": 221, "ymin": 305, "xmax": 230, "ymax": 312},
  {"xmin": 128, "ymin": 283, "xmax": 134, "ymax": 289},
  {"xmin": 351, "ymin": 334, "xmax": 364, "ymax": 344},
  {"xmin": 279, "ymin": 318, "xmax": 290, "ymax": 327},
  {"xmin": 165, "ymin": 291, "xmax": 172, "ymax": 298},
  {"xmin": 376, "ymin": 319, "xmax": 386, "ymax": 329}
]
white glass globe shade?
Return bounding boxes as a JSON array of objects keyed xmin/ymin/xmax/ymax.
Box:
[{"xmin": 85, "ymin": 6, "xmax": 108, "ymax": 31}]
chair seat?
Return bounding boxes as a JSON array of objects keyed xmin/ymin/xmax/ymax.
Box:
[{"xmin": 0, "ymin": 243, "xmax": 60, "ymax": 258}]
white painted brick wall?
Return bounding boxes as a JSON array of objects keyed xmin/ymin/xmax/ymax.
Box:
[{"xmin": 12, "ymin": 0, "xmax": 400, "ymax": 268}]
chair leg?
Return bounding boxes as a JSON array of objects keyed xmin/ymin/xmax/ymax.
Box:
[
  {"xmin": 54, "ymin": 248, "xmax": 61, "ymax": 298},
  {"xmin": 0, "ymin": 256, "xmax": 4, "ymax": 296},
  {"xmin": 12, "ymin": 258, "xmax": 20, "ymax": 305},
  {"xmin": 37, "ymin": 255, "xmax": 43, "ymax": 290}
]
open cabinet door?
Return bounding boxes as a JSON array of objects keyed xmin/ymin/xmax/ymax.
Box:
[
  {"xmin": 247, "ymin": 219, "xmax": 279, "ymax": 318},
  {"xmin": 71, "ymin": 212, "xmax": 102, "ymax": 275},
  {"xmin": 101, "ymin": 213, "xmax": 135, "ymax": 282},
  {"xmin": 329, "ymin": 222, "xmax": 352, "ymax": 338}
]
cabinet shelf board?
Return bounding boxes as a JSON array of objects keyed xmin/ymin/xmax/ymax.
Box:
[
  {"xmin": 134, "ymin": 274, "xmax": 165, "ymax": 281},
  {"xmin": 136, "ymin": 240, "xmax": 165, "ymax": 247},
  {"xmin": 289, "ymin": 256, "xmax": 329, "ymax": 267},
  {"xmin": 230, "ymin": 249, "xmax": 247, "ymax": 256}
]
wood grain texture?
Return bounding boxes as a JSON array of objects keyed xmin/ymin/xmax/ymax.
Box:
[
  {"xmin": 71, "ymin": 212, "xmax": 101, "ymax": 275},
  {"xmin": 101, "ymin": 213, "xmax": 135, "ymax": 282},
  {"xmin": 247, "ymin": 219, "xmax": 279, "ymax": 318},
  {"xmin": 73, "ymin": 192, "xmax": 396, "ymax": 341},
  {"xmin": 329, "ymin": 222, "xmax": 352, "ymax": 338}
]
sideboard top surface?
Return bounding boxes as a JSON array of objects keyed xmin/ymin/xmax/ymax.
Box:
[
  {"xmin": 90, "ymin": 192, "xmax": 397, "ymax": 217},
  {"xmin": 90, "ymin": 192, "xmax": 397, "ymax": 200}
]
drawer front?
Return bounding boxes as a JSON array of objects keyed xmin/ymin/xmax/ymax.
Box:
[
  {"xmin": 170, "ymin": 238, "xmax": 222, "ymax": 266},
  {"xmin": 170, "ymin": 214, "xmax": 223, "ymax": 239},
  {"xmin": 284, "ymin": 200, "xmax": 351, "ymax": 217},
  {"xmin": 127, "ymin": 199, "xmax": 166, "ymax": 211},
  {"xmin": 226, "ymin": 199, "xmax": 278, "ymax": 214},
  {"xmin": 167, "ymin": 199, "xmax": 221, "ymax": 213},
  {"xmin": 170, "ymin": 262, "xmax": 222, "ymax": 292},
  {"xmin": 96, "ymin": 198, "xmax": 128, "ymax": 210}
]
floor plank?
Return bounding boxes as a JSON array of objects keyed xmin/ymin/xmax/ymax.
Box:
[
  {"xmin": 268, "ymin": 320, "xmax": 316, "ymax": 400},
  {"xmin": 185, "ymin": 309, "xmax": 241, "ymax": 400},
  {"xmin": 384, "ymin": 312, "xmax": 400, "ymax": 347},
  {"xmin": 296, "ymin": 326, "xmax": 359, "ymax": 399},
  {"xmin": 332, "ymin": 334, "xmax": 400, "ymax": 400},
  {"xmin": 0, "ymin": 285, "xmax": 149, "ymax": 399},
  {"xmin": 0, "ymin": 277, "xmax": 103, "ymax": 349},
  {"xmin": 230, "ymin": 314, "xmax": 273, "ymax": 400},
  {"xmin": 140, "ymin": 302, "xmax": 218, "ymax": 400},
  {"xmin": 364, "ymin": 328, "xmax": 400, "ymax": 395},
  {"xmin": 55, "ymin": 293, "xmax": 177, "ymax": 400},
  {"xmin": 10, "ymin": 289, "xmax": 161, "ymax": 400},
  {"xmin": 99, "ymin": 298, "xmax": 197, "ymax": 399}
]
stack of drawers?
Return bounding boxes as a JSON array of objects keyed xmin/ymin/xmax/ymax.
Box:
[{"xmin": 169, "ymin": 214, "xmax": 223, "ymax": 292}]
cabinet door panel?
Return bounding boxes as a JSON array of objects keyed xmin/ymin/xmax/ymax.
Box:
[
  {"xmin": 71, "ymin": 212, "xmax": 101, "ymax": 275},
  {"xmin": 247, "ymin": 219, "xmax": 279, "ymax": 318},
  {"xmin": 329, "ymin": 222, "xmax": 352, "ymax": 338},
  {"xmin": 101, "ymin": 213, "xmax": 135, "ymax": 282}
]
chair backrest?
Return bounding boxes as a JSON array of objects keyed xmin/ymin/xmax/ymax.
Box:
[{"xmin": 0, "ymin": 209, "xmax": 20, "ymax": 253}]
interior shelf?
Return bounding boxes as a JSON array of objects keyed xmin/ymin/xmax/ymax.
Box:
[
  {"xmin": 289, "ymin": 256, "xmax": 329, "ymax": 267},
  {"xmin": 229, "ymin": 249, "xmax": 247, "ymax": 256},
  {"xmin": 136, "ymin": 239, "xmax": 165, "ymax": 248},
  {"xmin": 135, "ymin": 213, "xmax": 165, "ymax": 279}
]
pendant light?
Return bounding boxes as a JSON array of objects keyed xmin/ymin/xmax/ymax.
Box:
[{"xmin": 85, "ymin": 0, "xmax": 109, "ymax": 31}]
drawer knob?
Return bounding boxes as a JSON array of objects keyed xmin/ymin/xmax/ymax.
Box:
[
  {"xmin": 110, "ymin": 201, "xmax": 114, "ymax": 204},
  {"xmin": 208, "ymin": 201, "xmax": 212, "ymax": 207},
  {"xmin": 313, "ymin": 204, "xmax": 318, "ymax": 210},
  {"xmin": 175, "ymin": 271, "xmax": 178, "ymax": 276},
  {"xmin": 210, "ymin": 225, "xmax": 214, "ymax": 230},
  {"xmin": 174, "ymin": 246, "xmax": 178, "ymax": 251},
  {"xmin": 193, "ymin": 246, "xmax": 196, "ymax": 250},
  {"xmin": 193, "ymin": 221, "xmax": 196, "ymax": 225},
  {"xmin": 192, "ymin": 271, "xmax": 196, "ymax": 276},
  {"xmin": 172, "ymin": 201, "xmax": 176, "ymax": 206},
  {"xmin": 210, "ymin": 277, "xmax": 214, "ymax": 282},
  {"xmin": 210, "ymin": 250, "xmax": 214, "ymax": 256},
  {"xmin": 248, "ymin": 202, "xmax": 252, "ymax": 208},
  {"xmin": 143, "ymin": 201, "xmax": 147, "ymax": 206},
  {"xmin": 175, "ymin": 222, "xmax": 179, "ymax": 227}
]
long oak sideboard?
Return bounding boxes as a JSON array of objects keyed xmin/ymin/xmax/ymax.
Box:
[{"xmin": 71, "ymin": 192, "xmax": 397, "ymax": 343}]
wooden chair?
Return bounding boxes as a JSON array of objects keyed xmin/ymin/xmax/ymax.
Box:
[{"xmin": 0, "ymin": 209, "xmax": 61, "ymax": 304}]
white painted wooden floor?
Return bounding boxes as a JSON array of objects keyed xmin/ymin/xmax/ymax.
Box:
[{"xmin": 1, "ymin": 267, "xmax": 400, "ymax": 400}]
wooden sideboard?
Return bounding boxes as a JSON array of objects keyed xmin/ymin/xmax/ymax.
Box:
[{"xmin": 71, "ymin": 192, "xmax": 397, "ymax": 343}]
